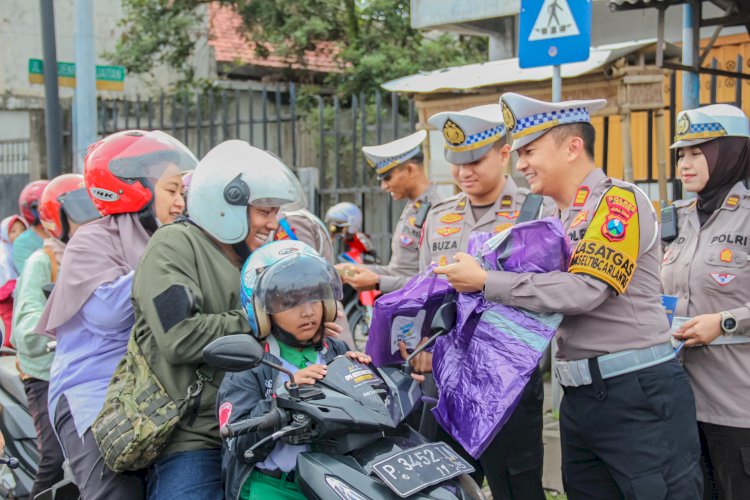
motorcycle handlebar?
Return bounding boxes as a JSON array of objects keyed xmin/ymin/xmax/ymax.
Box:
[
  {"xmin": 0, "ymin": 457, "xmax": 19, "ymax": 469},
  {"xmin": 220, "ymin": 408, "xmax": 286, "ymax": 439}
]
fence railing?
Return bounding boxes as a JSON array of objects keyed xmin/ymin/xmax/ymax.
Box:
[{"xmin": 0, "ymin": 139, "xmax": 30, "ymax": 175}]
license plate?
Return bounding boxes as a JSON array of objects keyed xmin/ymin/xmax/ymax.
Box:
[{"xmin": 371, "ymin": 442, "xmax": 474, "ymax": 498}]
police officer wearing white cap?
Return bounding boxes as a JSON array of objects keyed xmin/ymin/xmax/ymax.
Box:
[
  {"xmin": 337, "ymin": 131, "xmax": 443, "ymax": 293},
  {"xmin": 662, "ymin": 104, "xmax": 750, "ymax": 499},
  {"xmin": 403, "ymin": 103, "xmax": 554, "ymax": 500},
  {"xmin": 435, "ymin": 93, "xmax": 702, "ymax": 499}
]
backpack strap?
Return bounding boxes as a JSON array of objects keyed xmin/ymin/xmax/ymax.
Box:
[{"xmin": 42, "ymin": 247, "xmax": 59, "ymax": 283}]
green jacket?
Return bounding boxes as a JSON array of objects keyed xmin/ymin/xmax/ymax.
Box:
[
  {"xmin": 131, "ymin": 221, "xmax": 250, "ymax": 457},
  {"xmin": 12, "ymin": 249, "xmax": 54, "ymax": 381}
]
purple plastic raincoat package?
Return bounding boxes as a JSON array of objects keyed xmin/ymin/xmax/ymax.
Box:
[
  {"xmin": 366, "ymin": 266, "xmax": 453, "ymax": 367},
  {"xmin": 433, "ymin": 218, "xmax": 570, "ymax": 458}
]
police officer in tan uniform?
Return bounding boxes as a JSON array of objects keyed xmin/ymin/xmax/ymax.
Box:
[
  {"xmin": 662, "ymin": 104, "xmax": 750, "ymax": 500},
  {"xmin": 435, "ymin": 93, "xmax": 702, "ymax": 499},
  {"xmin": 410, "ymin": 104, "xmax": 554, "ymax": 500},
  {"xmin": 338, "ymin": 131, "xmax": 444, "ymax": 293}
]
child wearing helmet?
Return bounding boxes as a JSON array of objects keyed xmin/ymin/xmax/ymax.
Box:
[
  {"xmin": 218, "ymin": 241, "xmax": 370, "ymax": 500},
  {"xmin": 13, "ymin": 180, "xmax": 51, "ymax": 274},
  {"xmin": 11, "ymin": 174, "xmax": 100, "ymax": 497}
]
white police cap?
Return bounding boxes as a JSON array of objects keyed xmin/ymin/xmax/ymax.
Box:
[
  {"xmin": 427, "ymin": 104, "xmax": 505, "ymax": 165},
  {"xmin": 500, "ymin": 93, "xmax": 606, "ymax": 152},
  {"xmin": 670, "ymin": 104, "xmax": 750, "ymax": 149},
  {"xmin": 362, "ymin": 130, "xmax": 427, "ymax": 180}
]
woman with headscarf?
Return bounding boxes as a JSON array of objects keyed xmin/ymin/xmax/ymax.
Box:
[
  {"xmin": 662, "ymin": 104, "xmax": 750, "ymax": 500},
  {"xmin": 36, "ymin": 130, "xmax": 196, "ymax": 500},
  {"xmin": 0, "ymin": 214, "xmax": 29, "ymax": 346}
]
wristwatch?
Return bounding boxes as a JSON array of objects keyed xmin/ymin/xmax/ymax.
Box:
[{"xmin": 719, "ymin": 311, "xmax": 739, "ymax": 336}]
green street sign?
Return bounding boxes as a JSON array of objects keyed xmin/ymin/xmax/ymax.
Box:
[{"xmin": 28, "ymin": 58, "xmax": 125, "ymax": 91}]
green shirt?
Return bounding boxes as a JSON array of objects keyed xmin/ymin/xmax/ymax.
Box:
[
  {"xmin": 277, "ymin": 341, "xmax": 318, "ymax": 370},
  {"xmin": 12, "ymin": 249, "xmax": 54, "ymax": 380},
  {"xmin": 12, "ymin": 229, "xmax": 44, "ymax": 275}
]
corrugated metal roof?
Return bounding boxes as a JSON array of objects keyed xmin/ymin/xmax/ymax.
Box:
[{"xmin": 381, "ymin": 39, "xmax": 658, "ymax": 94}]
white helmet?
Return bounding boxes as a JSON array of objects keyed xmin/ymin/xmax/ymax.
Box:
[
  {"xmin": 188, "ymin": 141, "xmax": 305, "ymax": 244},
  {"xmin": 324, "ymin": 202, "xmax": 363, "ymax": 235}
]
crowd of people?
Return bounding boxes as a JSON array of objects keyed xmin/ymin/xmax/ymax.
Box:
[{"xmin": 0, "ymin": 92, "xmax": 746, "ymax": 500}]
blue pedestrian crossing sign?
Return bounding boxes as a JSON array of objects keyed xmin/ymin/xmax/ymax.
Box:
[{"xmin": 519, "ymin": 0, "xmax": 592, "ymax": 69}]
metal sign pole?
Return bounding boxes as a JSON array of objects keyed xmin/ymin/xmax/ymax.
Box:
[{"xmin": 551, "ymin": 63, "xmax": 563, "ymax": 413}]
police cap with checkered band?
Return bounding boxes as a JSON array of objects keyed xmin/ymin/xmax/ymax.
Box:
[
  {"xmin": 362, "ymin": 130, "xmax": 427, "ymax": 181},
  {"xmin": 428, "ymin": 104, "xmax": 506, "ymax": 165},
  {"xmin": 500, "ymin": 93, "xmax": 606, "ymax": 152},
  {"xmin": 670, "ymin": 104, "xmax": 750, "ymax": 149}
]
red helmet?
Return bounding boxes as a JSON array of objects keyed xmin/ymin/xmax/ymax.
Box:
[
  {"xmin": 18, "ymin": 180, "xmax": 51, "ymax": 224},
  {"xmin": 39, "ymin": 174, "xmax": 101, "ymax": 241},
  {"xmin": 84, "ymin": 130, "xmax": 197, "ymax": 217}
]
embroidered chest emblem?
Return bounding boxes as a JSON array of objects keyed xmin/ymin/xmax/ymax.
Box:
[
  {"xmin": 710, "ymin": 273, "xmax": 736, "ymax": 286},
  {"xmin": 436, "ymin": 227, "xmax": 461, "ymax": 237},
  {"xmin": 720, "ymin": 248, "xmax": 733, "ymax": 263},
  {"xmin": 440, "ymin": 213, "xmax": 464, "ymax": 224},
  {"xmin": 570, "ymin": 210, "xmax": 588, "ymax": 229},
  {"xmin": 496, "ymin": 211, "xmax": 519, "ymax": 220}
]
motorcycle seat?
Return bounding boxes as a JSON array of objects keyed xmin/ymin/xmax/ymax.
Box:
[{"xmin": 0, "ymin": 356, "xmax": 28, "ymax": 407}]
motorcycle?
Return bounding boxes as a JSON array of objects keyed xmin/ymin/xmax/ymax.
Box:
[
  {"xmin": 334, "ymin": 232, "xmax": 381, "ymax": 351},
  {"xmin": 203, "ymin": 299, "xmax": 484, "ymax": 500},
  {"xmin": 0, "ymin": 342, "xmax": 78, "ymax": 500}
]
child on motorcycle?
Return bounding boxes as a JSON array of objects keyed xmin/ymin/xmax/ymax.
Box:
[{"xmin": 217, "ymin": 241, "xmax": 370, "ymax": 500}]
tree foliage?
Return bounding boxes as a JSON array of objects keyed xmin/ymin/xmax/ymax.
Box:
[{"xmin": 108, "ymin": 0, "xmax": 487, "ymax": 94}]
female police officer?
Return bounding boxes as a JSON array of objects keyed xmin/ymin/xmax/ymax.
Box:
[{"xmin": 662, "ymin": 104, "xmax": 750, "ymax": 500}]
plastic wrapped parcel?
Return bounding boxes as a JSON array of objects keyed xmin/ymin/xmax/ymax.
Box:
[{"xmin": 433, "ymin": 218, "xmax": 570, "ymax": 458}]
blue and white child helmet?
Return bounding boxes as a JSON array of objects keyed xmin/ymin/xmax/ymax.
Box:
[
  {"xmin": 324, "ymin": 202, "xmax": 363, "ymax": 235},
  {"xmin": 240, "ymin": 240, "xmax": 343, "ymax": 339}
]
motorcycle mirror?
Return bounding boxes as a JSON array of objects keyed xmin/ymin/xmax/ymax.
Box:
[
  {"xmin": 430, "ymin": 297, "xmax": 457, "ymax": 336},
  {"xmin": 203, "ymin": 335, "xmax": 265, "ymax": 372}
]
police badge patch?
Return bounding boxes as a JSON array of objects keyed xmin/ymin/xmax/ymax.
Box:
[
  {"xmin": 443, "ymin": 119, "xmax": 466, "ymax": 146},
  {"xmin": 501, "ymin": 99, "xmax": 516, "ymax": 132}
]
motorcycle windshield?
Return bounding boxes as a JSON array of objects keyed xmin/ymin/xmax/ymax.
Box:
[{"xmin": 319, "ymin": 357, "xmax": 400, "ymax": 427}]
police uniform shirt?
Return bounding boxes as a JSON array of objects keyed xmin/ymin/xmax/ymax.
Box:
[
  {"xmin": 662, "ymin": 182, "xmax": 750, "ymax": 428},
  {"xmin": 419, "ymin": 176, "xmax": 554, "ymax": 270},
  {"xmin": 484, "ymin": 168, "xmax": 670, "ymax": 360},
  {"xmin": 364, "ymin": 184, "xmax": 444, "ymax": 293}
]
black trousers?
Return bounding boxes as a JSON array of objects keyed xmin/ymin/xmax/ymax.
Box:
[
  {"xmin": 560, "ymin": 358, "xmax": 703, "ymax": 500},
  {"xmin": 698, "ymin": 421, "xmax": 750, "ymax": 500},
  {"xmin": 54, "ymin": 395, "xmax": 146, "ymax": 500},
  {"xmin": 434, "ymin": 369, "xmax": 545, "ymax": 500},
  {"xmin": 23, "ymin": 378, "xmax": 65, "ymax": 498}
]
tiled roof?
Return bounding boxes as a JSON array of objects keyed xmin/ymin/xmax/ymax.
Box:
[{"xmin": 208, "ymin": 2, "xmax": 341, "ymax": 73}]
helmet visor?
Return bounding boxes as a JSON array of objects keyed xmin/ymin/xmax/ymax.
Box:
[
  {"xmin": 255, "ymin": 254, "xmax": 343, "ymax": 315},
  {"xmin": 59, "ymin": 188, "xmax": 101, "ymax": 224},
  {"xmin": 108, "ymin": 131, "xmax": 197, "ymax": 181}
]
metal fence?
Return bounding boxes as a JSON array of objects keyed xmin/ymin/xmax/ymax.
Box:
[
  {"xmin": 97, "ymin": 84, "xmax": 415, "ymax": 259},
  {"xmin": 0, "ymin": 139, "xmax": 30, "ymax": 175}
]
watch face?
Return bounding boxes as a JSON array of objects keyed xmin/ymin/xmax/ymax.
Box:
[{"xmin": 724, "ymin": 318, "xmax": 737, "ymax": 330}]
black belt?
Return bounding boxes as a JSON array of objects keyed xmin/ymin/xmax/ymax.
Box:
[{"xmin": 256, "ymin": 468, "xmax": 296, "ymax": 482}]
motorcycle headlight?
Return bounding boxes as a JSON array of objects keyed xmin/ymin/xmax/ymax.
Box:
[{"xmin": 325, "ymin": 475, "xmax": 371, "ymax": 500}]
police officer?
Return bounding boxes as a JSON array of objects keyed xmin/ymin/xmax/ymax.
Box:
[
  {"xmin": 338, "ymin": 131, "xmax": 444, "ymax": 293},
  {"xmin": 662, "ymin": 104, "xmax": 750, "ymax": 500},
  {"xmin": 435, "ymin": 93, "xmax": 702, "ymax": 499},
  {"xmin": 408, "ymin": 103, "xmax": 554, "ymax": 500}
]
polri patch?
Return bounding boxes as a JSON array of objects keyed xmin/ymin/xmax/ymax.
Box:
[
  {"xmin": 711, "ymin": 273, "xmax": 736, "ymax": 286},
  {"xmin": 601, "ymin": 194, "xmax": 637, "ymax": 243},
  {"xmin": 573, "ymin": 187, "xmax": 590, "ymax": 207},
  {"xmin": 436, "ymin": 227, "xmax": 461, "ymax": 237},
  {"xmin": 440, "ymin": 213, "xmax": 464, "ymax": 224}
]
